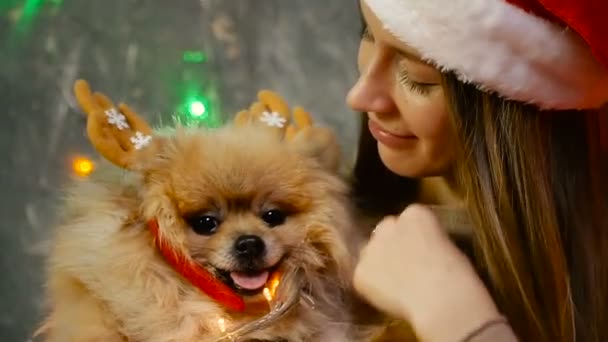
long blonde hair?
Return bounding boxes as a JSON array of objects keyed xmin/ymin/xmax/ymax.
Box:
[{"xmin": 351, "ymin": 71, "xmax": 608, "ymax": 341}]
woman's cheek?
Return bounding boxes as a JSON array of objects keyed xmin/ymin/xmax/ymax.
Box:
[{"xmin": 402, "ymin": 90, "xmax": 449, "ymax": 140}]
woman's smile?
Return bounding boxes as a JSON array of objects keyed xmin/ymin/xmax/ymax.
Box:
[{"xmin": 368, "ymin": 118, "xmax": 417, "ymax": 149}]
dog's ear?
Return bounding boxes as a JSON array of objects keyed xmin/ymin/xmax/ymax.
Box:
[
  {"xmin": 285, "ymin": 109, "xmax": 342, "ymax": 173},
  {"xmin": 307, "ymin": 223, "xmax": 354, "ymax": 281},
  {"xmin": 74, "ymin": 79, "xmax": 163, "ymax": 171},
  {"xmin": 234, "ymin": 90, "xmax": 342, "ymax": 172}
]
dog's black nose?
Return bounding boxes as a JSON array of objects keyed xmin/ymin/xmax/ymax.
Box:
[{"xmin": 234, "ymin": 235, "xmax": 266, "ymax": 258}]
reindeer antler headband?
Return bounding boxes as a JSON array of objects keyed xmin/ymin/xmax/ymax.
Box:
[
  {"xmin": 73, "ymin": 80, "xmax": 154, "ymax": 169},
  {"xmin": 73, "ymin": 79, "xmax": 319, "ymax": 312}
]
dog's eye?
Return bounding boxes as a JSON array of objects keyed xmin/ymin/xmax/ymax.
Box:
[
  {"xmin": 261, "ymin": 209, "xmax": 286, "ymax": 228},
  {"xmin": 187, "ymin": 215, "xmax": 220, "ymax": 235}
]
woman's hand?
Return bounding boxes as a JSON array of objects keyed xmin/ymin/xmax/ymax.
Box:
[{"xmin": 353, "ymin": 204, "xmax": 502, "ymax": 341}]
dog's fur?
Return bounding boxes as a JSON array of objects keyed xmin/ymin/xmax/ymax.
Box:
[{"xmin": 40, "ymin": 124, "xmax": 365, "ymax": 341}]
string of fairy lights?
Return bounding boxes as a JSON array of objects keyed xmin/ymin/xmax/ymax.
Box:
[
  {"xmin": 6, "ymin": 3, "xmax": 321, "ymax": 341},
  {"xmin": 2, "ymin": 1, "xmax": 224, "ymax": 177},
  {"xmin": 70, "ymin": 49, "xmax": 219, "ymax": 178},
  {"xmin": 70, "ymin": 51, "xmax": 219, "ymax": 178}
]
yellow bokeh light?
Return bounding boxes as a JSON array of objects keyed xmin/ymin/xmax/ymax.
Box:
[
  {"xmin": 269, "ymin": 273, "xmax": 280, "ymax": 297},
  {"xmin": 72, "ymin": 157, "xmax": 95, "ymax": 177},
  {"xmin": 263, "ymin": 287, "xmax": 272, "ymax": 303},
  {"xmin": 217, "ymin": 317, "xmax": 226, "ymax": 333}
]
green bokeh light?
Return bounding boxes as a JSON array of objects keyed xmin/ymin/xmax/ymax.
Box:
[
  {"xmin": 15, "ymin": 0, "xmax": 44, "ymax": 32},
  {"xmin": 171, "ymin": 50, "xmax": 223, "ymax": 128},
  {"xmin": 174, "ymin": 83, "xmax": 222, "ymax": 128},
  {"xmin": 187, "ymin": 99, "xmax": 207, "ymax": 117},
  {"xmin": 182, "ymin": 51, "xmax": 207, "ymax": 64},
  {"xmin": 4, "ymin": 0, "xmax": 61, "ymax": 51}
]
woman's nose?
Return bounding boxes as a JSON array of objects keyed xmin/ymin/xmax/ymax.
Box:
[{"xmin": 346, "ymin": 65, "xmax": 396, "ymax": 115}]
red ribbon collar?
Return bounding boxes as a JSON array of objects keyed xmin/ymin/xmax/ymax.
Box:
[{"xmin": 147, "ymin": 219, "xmax": 245, "ymax": 312}]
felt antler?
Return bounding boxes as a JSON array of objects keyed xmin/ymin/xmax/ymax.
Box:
[
  {"xmin": 73, "ymin": 79, "xmax": 245, "ymax": 312},
  {"xmin": 235, "ymin": 90, "xmax": 341, "ymax": 171},
  {"xmin": 73, "ymin": 79, "xmax": 154, "ymax": 169},
  {"xmin": 234, "ymin": 90, "xmax": 291, "ymax": 139},
  {"xmin": 234, "ymin": 90, "xmax": 314, "ymax": 141},
  {"xmin": 285, "ymin": 106, "xmax": 314, "ymax": 141}
]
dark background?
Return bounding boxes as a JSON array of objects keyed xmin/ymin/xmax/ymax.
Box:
[{"xmin": 0, "ymin": 0, "xmax": 361, "ymax": 340}]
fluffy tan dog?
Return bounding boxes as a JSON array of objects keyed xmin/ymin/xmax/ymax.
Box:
[{"xmin": 37, "ymin": 81, "xmax": 365, "ymax": 342}]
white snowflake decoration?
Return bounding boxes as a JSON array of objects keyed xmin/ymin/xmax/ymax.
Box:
[
  {"xmin": 259, "ymin": 111, "xmax": 287, "ymax": 128},
  {"xmin": 105, "ymin": 108, "xmax": 130, "ymax": 130},
  {"xmin": 130, "ymin": 131, "xmax": 152, "ymax": 150}
]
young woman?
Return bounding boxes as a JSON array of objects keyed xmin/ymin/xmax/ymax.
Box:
[{"xmin": 348, "ymin": 0, "xmax": 608, "ymax": 341}]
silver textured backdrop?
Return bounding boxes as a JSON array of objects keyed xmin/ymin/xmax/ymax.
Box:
[{"xmin": 0, "ymin": 0, "xmax": 361, "ymax": 340}]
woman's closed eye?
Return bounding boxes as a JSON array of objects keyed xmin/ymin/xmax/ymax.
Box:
[{"xmin": 397, "ymin": 69, "xmax": 437, "ymax": 96}]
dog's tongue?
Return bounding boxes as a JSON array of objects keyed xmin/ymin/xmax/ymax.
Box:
[{"xmin": 230, "ymin": 270, "xmax": 269, "ymax": 290}]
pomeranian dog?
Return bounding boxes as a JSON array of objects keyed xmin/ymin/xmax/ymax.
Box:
[{"xmin": 37, "ymin": 81, "xmax": 365, "ymax": 342}]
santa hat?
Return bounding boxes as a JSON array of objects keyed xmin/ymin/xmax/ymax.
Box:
[{"xmin": 363, "ymin": 0, "xmax": 608, "ymax": 110}]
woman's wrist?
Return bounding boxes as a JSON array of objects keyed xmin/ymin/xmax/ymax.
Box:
[
  {"xmin": 414, "ymin": 311, "xmax": 505, "ymax": 342},
  {"xmin": 459, "ymin": 316, "xmax": 514, "ymax": 341},
  {"xmin": 406, "ymin": 279, "xmax": 502, "ymax": 342}
]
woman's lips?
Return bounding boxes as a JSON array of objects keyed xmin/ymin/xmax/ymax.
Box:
[{"xmin": 368, "ymin": 119, "xmax": 417, "ymax": 149}]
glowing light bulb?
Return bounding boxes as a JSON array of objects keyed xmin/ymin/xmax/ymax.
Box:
[
  {"xmin": 263, "ymin": 287, "xmax": 272, "ymax": 303},
  {"xmin": 188, "ymin": 100, "xmax": 206, "ymax": 117},
  {"xmin": 217, "ymin": 317, "xmax": 226, "ymax": 333},
  {"xmin": 72, "ymin": 156, "xmax": 95, "ymax": 177},
  {"xmin": 182, "ymin": 50, "xmax": 207, "ymax": 63},
  {"xmin": 269, "ymin": 274, "xmax": 281, "ymax": 297}
]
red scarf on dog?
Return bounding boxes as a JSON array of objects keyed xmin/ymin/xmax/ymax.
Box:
[{"xmin": 148, "ymin": 219, "xmax": 245, "ymax": 312}]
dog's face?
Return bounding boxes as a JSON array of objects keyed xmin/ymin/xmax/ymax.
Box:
[
  {"xmin": 139, "ymin": 125, "xmax": 353, "ymax": 304},
  {"xmin": 179, "ymin": 154, "xmax": 310, "ymax": 298}
]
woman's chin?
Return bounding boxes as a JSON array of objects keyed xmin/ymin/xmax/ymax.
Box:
[{"xmin": 377, "ymin": 143, "xmax": 444, "ymax": 178}]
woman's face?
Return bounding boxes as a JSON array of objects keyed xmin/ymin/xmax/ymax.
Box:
[{"xmin": 347, "ymin": 2, "xmax": 457, "ymax": 177}]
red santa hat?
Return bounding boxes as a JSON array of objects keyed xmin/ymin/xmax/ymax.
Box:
[{"xmin": 363, "ymin": 0, "xmax": 608, "ymax": 110}]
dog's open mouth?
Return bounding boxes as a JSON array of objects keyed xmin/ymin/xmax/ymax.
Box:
[
  {"xmin": 215, "ymin": 262, "xmax": 282, "ymax": 296},
  {"xmin": 230, "ymin": 270, "xmax": 270, "ymax": 292}
]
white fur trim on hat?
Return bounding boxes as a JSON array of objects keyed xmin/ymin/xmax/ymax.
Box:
[{"xmin": 364, "ymin": 0, "xmax": 608, "ymax": 110}]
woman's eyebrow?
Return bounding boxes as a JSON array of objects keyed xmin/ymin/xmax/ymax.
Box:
[
  {"xmin": 397, "ymin": 49, "xmax": 423, "ymax": 63},
  {"xmin": 396, "ymin": 46, "xmax": 437, "ymax": 67}
]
